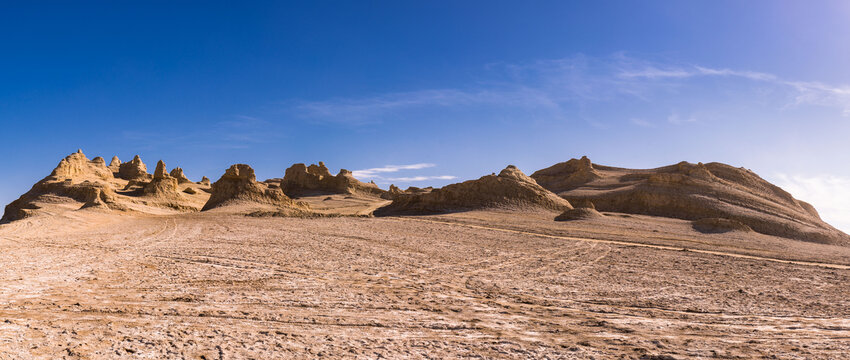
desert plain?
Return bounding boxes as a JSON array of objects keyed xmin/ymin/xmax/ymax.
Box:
[{"xmin": 1, "ymin": 151, "xmax": 850, "ymax": 359}]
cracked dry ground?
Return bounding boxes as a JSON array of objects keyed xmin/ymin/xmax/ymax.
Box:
[{"xmin": 1, "ymin": 211, "xmax": 850, "ymax": 359}]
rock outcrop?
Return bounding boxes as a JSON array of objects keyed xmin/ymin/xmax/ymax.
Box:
[
  {"xmin": 169, "ymin": 167, "xmax": 192, "ymax": 184},
  {"xmin": 532, "ymin": 157, "xmax": 850, "ymax": 244},
  {"xmin": 281, "ymin": 162, "xmax": 386, "ymax": 197},
  {"xmin": 375, "ymin": 165, "xmax": 571, "ymax": 215},
  {"xmin": 531, "ymin": 156, "xmax": 601, "ymax": 193},
  {"xmin": 199, "ymin": 176, "xmax": 211, "ymax": 186},
  {"xmin": 202, "ymin": 164, "xmax": 307, "ymax": 212},
  {"xmin": 108, "ymin": 156, "xmax": 121, "ymax": 172},
  {"xmin": 118, "ymin": 155, "xmax": 150, "ymax": 181},
  {"xmin": 143, "ymin": 160, "xmax": 180, "ymax": 197},
  {"xmin": 554, "ymin": 200, "xmax": 604, "ymax": 221},
  {"xmin": 2, "ymin": 150, "xmax": 120, "ymax": 222},
  {"xmin": 381, "ymin": 184, "xmax": 405, "ymax": 200},
  {"xmin": 692, "ymin": 218, "xmax": 753, "ymax": 234}
]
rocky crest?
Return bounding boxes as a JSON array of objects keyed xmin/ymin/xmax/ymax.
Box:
[
  {"xmin": 281, "ymin": 162, "xmax": 385, "ymax": 197},
  {"xmin": 118, "ymin": 155, "xmax": 151, "ymax": 181},
  {"xmin": 2, "ymin": 150, "xmax": 121, "ymax": 222},
  {"xmin": 169, "ymin": 167, "xmax": 192, "ymax": 184},
  {"xmin": 202, "ymin": 164, "xmax": 307, "ymax": 211},
  {"xmin": 143, "ymin": 160, "xmax": 181, "ymax": 198},
  {"xmin": 375, "ymin": 165, "xmax": 571, "ymax": 215},
  {"xmin": 108, "ymin": 156, "xmax": 121, "ymax": 172},
  {"xmin": 532, "ymin": 157, "xmax": 850, "ymax": 244}
]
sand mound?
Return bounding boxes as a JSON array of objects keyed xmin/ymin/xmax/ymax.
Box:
[
  {"xmin": 692, "ymin": 218, "xmax": 753, "ymax": 233},
  {"xmin": 118, "ymin": 155, "xmax": 151, "ymax": 181},
  {"xmin": 532, "ymin": 157, "xmax": 850, "ymax": 244},
  {"xmin": 281, "ymin": 162, "xmax": 385, "ymax": 197},
  {"xmin": 2, "ymin": 150, "xmax": 122, "ymax": 222},
  {"xmin": 169, "ymin": 167, "xmax": 192, "ymax": 184},
  {"xmin": 202, "ymin": 164, "xmax": 307, "ymax": 212},
  {"xmin": 375, "ymin": 165, "xmax": 572, "ymax": 215},
  {"xmin": 555, "ymin": 208, "xmax": 604, "ymax": 221}
]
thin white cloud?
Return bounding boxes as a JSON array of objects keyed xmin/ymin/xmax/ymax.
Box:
[
  {"xmin": 667, "ymin": 112, "xmax": 697, "ymax": 125},
  {"xmin": 289, "ymin": 53, "xmax": 850, "ymax": 125},
  {"xmin": 619, "ymin": 62, "xmax": 850, "ymax": 116},
  {"xmin": 629, "ymin": 118, "xmax": 655, "ymax": 128},
  {"xmin": 772, "ymin": 173, "xmax": 850, "ymax": 234},
  {"xmin": 619, "ymin": 67, "xmax": 693, "ymax": 79},
  {"xmin": 351, "ymin": 163, "xmax": 455, "ymax": 184},
  {"xmin": 383, "ymin": 175, "xmax": 457, "ymax": 182},
  {"xmin": 352, "ymin": 163, "xmax": 435, "ymax": 178}
]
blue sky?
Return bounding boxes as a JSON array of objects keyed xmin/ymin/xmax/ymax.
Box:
[{"xmin": 2, "ymin": 1, "xmax": 850, "ymax": 231}]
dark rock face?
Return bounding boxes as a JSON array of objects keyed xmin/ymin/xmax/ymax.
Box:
[{"xmin": 532, "ymin": 157, "xmax": 850, "ymax": 245}]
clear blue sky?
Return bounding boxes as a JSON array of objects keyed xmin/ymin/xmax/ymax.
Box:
[{"xmin": 2, "ymin": 1, "xmax": 850, "ymax": 230}]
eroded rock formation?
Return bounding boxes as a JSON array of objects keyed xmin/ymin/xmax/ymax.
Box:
[
  {"xmin": 2, "ymin": 150, "xmax": 121, "ymax": 222},
  {"xmin": 532, "ymin": 157, "xmax": 850, "ymax": 244},
  {"xmin": 108, "ymin": 156, "xmax": 121, "ymax": 172},
  {"xmin": 143, "ymin": 160, "xmax": 180, "ymax": 198},
  {"xmin": 202, "ymin": 164, "xmax": 307, "ymax": 212},
  {"xmin": 169, "ymin": 167, "xmax": 192, "ymax": 184},
  {"xmin": 118, "ymin": 155, "xmax": 150, "ymax": 181},
  {"xmin": 375, "ymin": 165, "xmax": 571, "ymax": 215},
  {"xmin": 281, "ymin": 162, "xmax": 385, "ymax": 197}
]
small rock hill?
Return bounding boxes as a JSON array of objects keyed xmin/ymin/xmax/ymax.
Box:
[
  {"xmin": 531, "ymin": 157, "xmax": 850, "ymax": 244},
  {"xmin": 143, "ymin": 161, "xmax": 181, "ymax": 198},
  {"xmin": 281, "ymin": 162, "xmax": 385, "ymax": 197},
  {"xmin": 108, "ymin": 156, "xmax": 121, "ymax": 172},
  {"xmin": 2, "ymin": 150, "xmax": 122, "ymax": 222},
  {"xmin": 555, "ymin": 200, "xmax": 604, "ymax": 221},
  {"xmin": 202, "ymin": 164, "xmax": 308, "ymax": 212},
  {"xmin": 169, "ymin": 167, "xmax": 192, "ymax": 184},
  {"xmin": 118, "ymin": 155, "xmax": 151, "ymax": 181},
  {"xmin": 375, "ymin": 165, "xmax": 572, "ymax": 215},
  {"xmin": 2, "ymin": 151, "xmax": 213, "ymax": 222}
]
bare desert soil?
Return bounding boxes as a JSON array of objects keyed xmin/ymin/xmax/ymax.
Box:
[{"xmin": 2, "ymin": 208, "xmax": 850, "ymax": 359}]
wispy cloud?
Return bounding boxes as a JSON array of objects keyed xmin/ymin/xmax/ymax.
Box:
[
  {"xmin": 772, "ymin": 173, "xmax": 850, "ymax": 234},
  {"xmin": 618, "ymin": 62, "xmax": 850, "ymax": 115},
  {"xmin": 352, "ymin": 163, "xmax": 436, "ymax": 178},
  {"xmin": 290, "ymin": 53, "xmax": 850, "ymax": 125},
  {"xmin": 122, "ymin": 115, "xmax": 283, "ymax": 150},
  {"xmin": 667, "ymin": 112, "xmax": 697, "ymax": 125},
  {"xmin": 352, "ymin": 163, "xmax": 455, "ymax": 184},
  {"xmin": 629, "ymin": 118, "xmax": 655, "ymax": 128},
  {"xmin": 382, "ymin": 175, "xmax": 457, "ymax": 182}
]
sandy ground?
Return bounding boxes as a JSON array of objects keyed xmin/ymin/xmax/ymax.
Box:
[{"xmin": 1, "ymin": 208, "xmax": 850, "ymax": 359}]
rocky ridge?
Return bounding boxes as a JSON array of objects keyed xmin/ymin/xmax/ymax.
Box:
[
  {"xmin": 202, "ymin": 164, "xmax": 308, "ymax": 213},
  {"xmin": 375, "ymin": 165, "xmax": 572, "ymax": 215},
  {"xmin": 281, "ymin": 162, "xmax": 385, "ymax": 197},
  {"xmin": 532, "ymin": 157, "xmax": 850, "ymax": 244}
]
